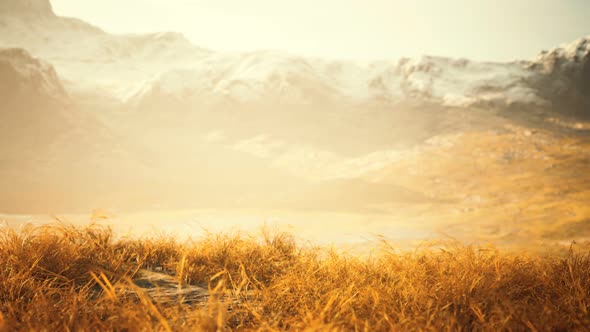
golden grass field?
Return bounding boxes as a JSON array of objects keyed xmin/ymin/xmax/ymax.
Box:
[
  {"xmin": 367, "ymin": 122, "xmax": 590, "ymax": 247},
  {"xmin": 1, "ymin": 223, "xmax": 589, "ymax": 331}
]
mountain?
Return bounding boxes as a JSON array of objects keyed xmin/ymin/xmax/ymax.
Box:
[
  {"xmin": 1, "ymin": 0, "xmax": 587, "ymax": 114},
  {"xmin": 0, "ymin": 47, "xmax": 159, "ymax": 213},
  {"xmin": 0, "ymin": 47, "xmax": 71, "ymax": 157},
  {"xmin": 126, "ymin": 54, "xmax": 544, "ymax": 110},
  {"xmin": 0, "ymin": 1, "xmax": 589, "ymax": 215},
  {"xmin": 0, "ymin": 0, "xmax": 55, "ymax": 17},
  {"xmin": 527, "ymin": 37, "xmax": 590, "ymax": 115},
  {"xmin": 0, "ymin": 48, "xmax": 305, "ymax": 213},
  {"xmin": 0, "ymin": 0, "xmax": 208, "ymax": 101},
  {"xmin": 128, "ymin": 37, "xmax": 590, "ymax": 115},
  {"xmin": 0, "ymin": 47, "xmax": 87, "ymax": 210}
]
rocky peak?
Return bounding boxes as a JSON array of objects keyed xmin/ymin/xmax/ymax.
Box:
[
  {"xmin": 0, "ymin": 0, "xmax": 55, "ymax": 17},
  {"xmin": 0, "ymin": 47, "xmax": 67, "ymax": 100}
]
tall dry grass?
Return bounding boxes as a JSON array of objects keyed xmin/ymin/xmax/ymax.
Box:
[{"xmin": 0, "ymin": 223, "xmax": 589, "ymax": 331}]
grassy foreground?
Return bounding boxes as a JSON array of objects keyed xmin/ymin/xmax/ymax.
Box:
[{"xmin": 0, "ymin": 224, "xmax": 589, "ymax": 331}]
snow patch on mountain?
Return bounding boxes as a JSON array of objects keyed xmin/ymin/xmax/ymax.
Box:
[
  {"xmin": 126, "ymin": 51, "xmax": 348, "ymax": 105},
  {"xmin": 373, "ymin": 56, "xmax": 543, "ymax": 107}
]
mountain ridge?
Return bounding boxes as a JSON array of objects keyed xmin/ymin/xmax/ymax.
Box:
[
  {"xmin": 126, "ymin": 37, "xmax": 589, "ymax": 115},
  {"xmin": 0, "ymin": 0, "xmax": 587, "ymax": 115}
]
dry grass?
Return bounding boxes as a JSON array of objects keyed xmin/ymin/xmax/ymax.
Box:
[
  {"xmin": 1, "ymin": 223, "xmax": 589, "ymax": 331},
  {"xmin": 369, "ymin": 129, "xmax": 590, "ymax": 244}
]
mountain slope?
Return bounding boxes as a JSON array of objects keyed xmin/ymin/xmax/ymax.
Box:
[
  {"xmin": 0, "ymin": 48, "xmax": 154, "ymax": 213},
  {"xmin": 0, "ymin": 47, "xmax": 72, "ymax": 158}
]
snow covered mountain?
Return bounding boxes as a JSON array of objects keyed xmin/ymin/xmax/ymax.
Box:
[
  {"xmin": 127, "ymin": 37, "xmax": 589, "ymax": 114},
  {"xmin": 527, "ymin": 37, "xmax": 590, "ymax": 115},
  {"xmin": 0, "ymin": 0, "xmax": 588, "ymax": 114},
  {"xmin": 126, "ymin": 54, "xmax": 545, "ymax": 109}
]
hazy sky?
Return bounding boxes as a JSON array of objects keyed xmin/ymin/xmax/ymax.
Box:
[{"xmin": 51, "ymin": 0, "xmax": 589, "ymax": 61}]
